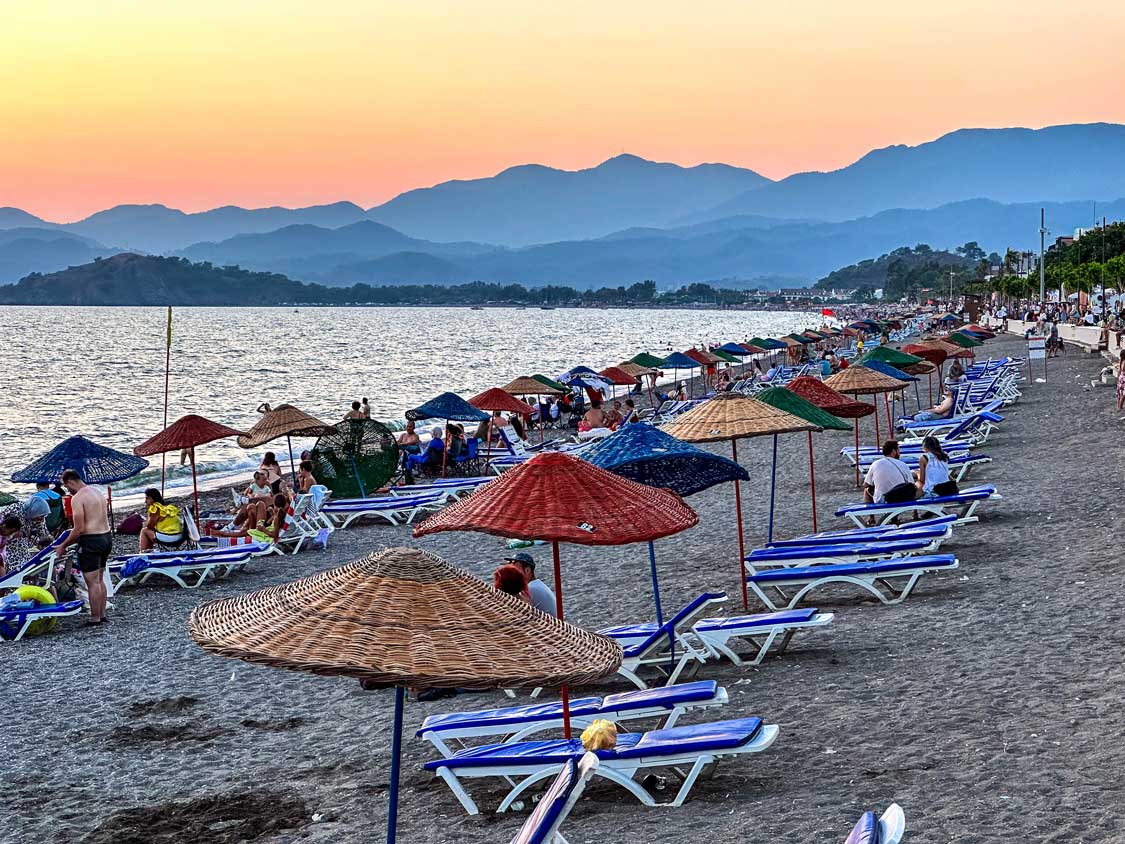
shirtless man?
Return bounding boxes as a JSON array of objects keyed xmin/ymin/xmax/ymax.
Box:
[
  {"xmin": 344, "ymin": 400, "xmax": 364, "ymax": 420},
  {"xmin": 57, "ymin": 469, "xmax": 112, "ymax": 624}
]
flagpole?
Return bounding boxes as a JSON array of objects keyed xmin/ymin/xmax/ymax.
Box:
[{"xmin": 161, "ymin": 306, "xmax": 172, "ymax": 494}]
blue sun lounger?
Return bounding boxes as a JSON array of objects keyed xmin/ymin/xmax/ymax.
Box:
[
  {"xmin": 692, "ymin": 607, "xmax": 834, "ymax": 667},
  {"xmin": 509, "ymin": 752, "xmax": 599, "ymax": 844},
  {"xmin": 835, "ymin": 485, "xmax": 1000, "ymax": 527},
  {"xmin": 766, "ymin": 515, "xmax": 955, "ymax": 547},
  {"xmin": 846, "ymin": 804, "xmax": 906, "ymax": 844},
  {"xmin": 418, "ymin": 680, "xmax": 728, "ymax": 757},
  {"xmin": 0, "ymin": 531, "xmax": 69, "ymax": 591},
  {"xmin": 388, "ymin": 476, "xmax": 494, "ymax": 502},
  {"xmin": 746, "ymin": 535, "xmax": 941, "ymax": 568},
  {"xmin": 855, "ymin": 452, "xmax": 992, "ymax": 483},
  {"xmin": 746, "ymin": 553, "xmax": 959, "ymax": 610},
  {"xmin": 108, "ymin": 544, "xmax": 269, "ymax": 590},
  {"xmin": 320, "ymin": 490, "xmax": 446, "ymax": 527},
  {"xmin": 0, "ymin": 599, "xmax": 84, "ymax": 641},
  {"xmin": 898, "ymin": 408, "xmax": 1003, "ymax": 440},
  {"xmin": 425, "ymin": 716, "xmax": 779, "ymax": 815}
]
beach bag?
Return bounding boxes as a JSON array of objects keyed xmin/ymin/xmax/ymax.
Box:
[
  {"xmin": 883, "ymin": 482, "xmax": 918, "ymax": 504},
  {"xmin": 118, "ymin": 512, "xmax": 143, "ymax": 535},
  {"xmin": 933, "ymin": 480, "xmax": 959, "ymax": 498}
]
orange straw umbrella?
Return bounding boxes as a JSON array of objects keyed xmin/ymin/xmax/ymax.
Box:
[
  {"xmin": 134, "ymin": 414, "xmax": 246, "ymax": 517},
  {"xmin": 468, "ymin": 387, "xmax": 535, "ymax": 469},
  {"xmin": 414, "ymin": 451, "xmax": 697, "ymax": 736}
]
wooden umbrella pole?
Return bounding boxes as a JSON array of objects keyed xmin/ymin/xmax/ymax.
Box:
[
  {"xmin": 731, "ymin": 440, "xmax": 749, "ymax": 610},
  {"xmin": 386, "ymin": 685, "xmax": 405, "ymax": 844},
  {"xmin": 807, "ymin": 431, "xmax": 818, "ymax": 532},
  {"xmin": 287, "ymin": 433, "xmax": 298, "ymax": 487},
  {"xmin": 552, "ymin": 540, "xmax": 573, "ymax": 738}
]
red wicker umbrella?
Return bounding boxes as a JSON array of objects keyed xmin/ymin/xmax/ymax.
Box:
[
  {"xmin": 599, "ymin": 365, "xmax": 642, "ymax": 403},
  {"xmin": 903, "ymin": 343, "xmax": 947, "ymax": 405},
  {"xmin": 469, "ymin": 387, "xmax": 536, "ymax": 467},
  {"xmin": 134, "ymin": 414, "xmax": 246, "ymax": 516},
  {"xmin": 786, "ymin": 376, "xmax": 877, "ymax": 488},
  {"xmin": 414, "ymin": 450, "xmax": 698, "ymax": 735}
]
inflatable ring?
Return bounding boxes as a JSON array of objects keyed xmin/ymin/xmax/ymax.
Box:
[{"xmin": 12, "ymin": 584, "xmax": 59, "ymax": 636}]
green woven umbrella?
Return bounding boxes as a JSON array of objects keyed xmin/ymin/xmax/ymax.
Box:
[
  {"xmin": 710, "ymin": 348, "xmax": 741, "ymax": 364},
  {"xmin": 630, "ymin": 352, "xmax": 668, "ymax": 369},
  {"xmin": 947, "ymin": 332, "xmax": 983, "ymax": 348},
  {"xmin": 756, "ymin": 386, "xmax": 849, "ymax": 533},
  {"xmin": 859, "ymin": 346, "xmax": 933, "ymax": 412},
  {"xmin": 531, "ymin": 374, "xmax": 571, "ymax": 393}
]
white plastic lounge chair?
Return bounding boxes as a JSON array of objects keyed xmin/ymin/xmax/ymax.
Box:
[
  {"xmin": 508, "ymin": 752, "xmax": 599, "ymax": 844},
  {"xmin": 835, "ymin": 485, "xmax": 1001, "ymax": 528},
  {"xmin": 746, "ymin": 535, "xmax": 942, "ymax": 568},
  {"xmin": 108, "ymin": 544, "xmax": 269, "ymax": 591},
  {"xmin": 845, "ymin": 803, "xmax": 906, "ymax": 844},
  {"xmin": 321, "ymin": 490, "xmax": 446, "ymax": 528},
  {"xmin": 766, "ymin": 516, "xmax": 955, "ymax": 548},
  {"xmin": 0, "ymin": 599, "xmax": 84, "ymax": 641},
  {"xmin": 418, "ymin": 680, "xmax": 728, "ymax": 757},
  {"xmin": 746, "ymin": 553, "xmax": 959, "ymax": 610},
  {"xmin": 692, "ymin": 607, "xmax": 834, "ymax": 667},
  {"xmin": 0, "ymin": 531, "xmax": 68, "ymax": 591},
  {"xmin": 388, "ymin": 476, "xmax": 493, "ymax": 502},
  {"xmin": 855, "ymin": 452, "xmax": 992, "ymax": 482},
  {"xmin": 425, "ymin": 715, "xmax": 779, "ymax": 815}
]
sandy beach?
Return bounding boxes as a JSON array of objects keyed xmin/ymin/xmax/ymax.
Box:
[{"xmin": 4, "ymin": 332, "xmax": 1121, "ymax": 843}]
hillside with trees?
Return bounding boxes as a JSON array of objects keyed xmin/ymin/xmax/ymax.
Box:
[{"xmin": 815, "ymin": 243, "xmax": 985, "ymax": 300}]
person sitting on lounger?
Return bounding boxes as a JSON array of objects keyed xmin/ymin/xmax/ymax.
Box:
[
  {"xmin": 605, "ymin": 401, "xmax": 624, "ymax": 429},
  {"xmin": 505, "ymin": 552, "xmax": 557, "ymax": 616},
  {"xmin": 912, "ymin": 389, "xmax": 955, "ymax": 422},
  {"xmin": 243, "ymin": 470, "xmax": 273, "ymax": 503},
  {"xmin": 296, "ymin": 460, "xmax": 317, "ymax": 494},
  {"xmin": 138, "ymin": 488, "xmax": 183, "ymax": 551},
  {"xmin": 492, "ymin": 564, "xmax": 529, "ymax": 602},
  {"xmin": 405, "ymin": 427, "xmax": 444, "ymax": 476},
  {"xmin": 623, "ymin": 398, "xmax": 639, "ymax": 424},
  {"xmin": 863, "ymin": 440, "xmax": 917, "ymax": 506},
  {"xmin": 915, "ymin": 436, "xmax": 958, "ymax": 499}
]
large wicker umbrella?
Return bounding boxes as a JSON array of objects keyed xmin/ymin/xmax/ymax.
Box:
[
  {"xmin": 787, "ymin": 375, "xmax": 876, "ymax": 488},
  {"xmin": 236, "ymin": 403, "xmax": 335, "ymax": 484},
  {"xmin": 188, "ymin": 545, "xmax": 621, "ymax": 844},
  {"xmin": 755, "ymin": 387, "xmax": 849, "ymax": 534},
  {"xmin": 469, "ymin": 388, "xmax": 536, "ymax": 466},
  {"xmin": 134, "ymin": 414, "xmax": 245, "ymax": 516},
  {"xmin": 503, "ymin": 376, "xmax": 567, "ymax": 444},
  {"xmin": 583, "ymin": 424, "xmax": 747, "ymax": 625},
  {"xmin": 414, "ymin": 451, "xmax": 697, "ymax": 735},
  {"xmin": 663, "ymin": 393, "xmax": 818, "ymax": 607},
  {"xmin": 825, "ymin": 366, "xmax": 904, "ymax": 450}
]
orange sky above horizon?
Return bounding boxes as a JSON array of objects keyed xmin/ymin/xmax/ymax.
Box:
[{"xmin": 4, "ymin": 0, "xmax": 1125, "ymax": 222}]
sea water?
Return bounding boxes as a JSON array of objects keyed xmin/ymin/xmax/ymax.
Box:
[{"xmin": 0, "ymin": 305, "xmax": 817, "ymax": 498}]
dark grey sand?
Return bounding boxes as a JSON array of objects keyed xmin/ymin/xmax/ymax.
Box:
[{"xmin": 4, "ymin": 334, "xmax": 1123, "ymax": 843}]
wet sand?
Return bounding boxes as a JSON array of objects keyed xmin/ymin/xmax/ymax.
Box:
[{"xmin": 4, "ymin": 334, "xmax": 1122, "ymax": 843}]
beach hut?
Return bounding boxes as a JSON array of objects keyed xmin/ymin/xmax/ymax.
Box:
[
  {"xmin": 583, "ymin": 424, "xmax": 748, "ymax": 625},
  {"xmin": 414, "ymin": 451, "xmax": 697, "ymax": 736},
  {"xmin": 662, "ymin": 393, "xmax": 818, "ymax": 607},
  {"xmin": 406, "ymin": 392, "xmax": 489, "ymax": 477},
  {"xmin": 134, "ymin": 415, "xmax": 245, "ymax": 517},
  {"xmin": 754, "ymin": 387, "xmax": 849, "ymax": 533},
  {"xmin": 188, "ymin": 546, "xmax": 621, "ymax": 844},
  {"xmin": 236, "ymin": 403, "xmax": 335, "ymax": 485}
]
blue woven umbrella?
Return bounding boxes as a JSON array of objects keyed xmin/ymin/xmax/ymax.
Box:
[
  {"xmin": 406, "ymin": 392, "xmax": 489, "ymax": 478},
  {"xmin": 860, "ymin": 361, "xmax": 916, "ymax": 438},
  {"xmin": 660, "ymin": 351, "xmax": 702, "ymax": 398},
  {"xmin": 11, "ymin": 435, "xmax": 148, "ymax": 484},
  {"xmin": 584, "ymin": 424, "xmax": 747, "ymax": 625}
]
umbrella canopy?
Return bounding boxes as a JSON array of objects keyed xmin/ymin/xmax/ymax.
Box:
[
  {"xmin": 859, "ymin": 346, "xmax": 935, "ymax": 375},
  {"xmin": 784, "ymin": 333, "xmax": 815, "ymax": 344},
  {"xmin": 965, "ymin": 324, "xmax": 996, "ymax": 338},
  {"xmin": 754, "ymin": 387, "xmax": 851, "ymax": 431},
  {"xmin": 709, "ymin": 348, "xmax": 741, "ymax": 364},
  {"xmin": 11, "ymin": 435, "xmax": 149, "ymax": 485},
  {"xmin": 630, "ymin": 352, "xmax": 669, "ymax": 369},
  {"xmin": 779, "ymin": 336, "xmax": 804, "ymax": 348},
  {"xmin": 236, "ymin": 403, "xmax": 335, "ymax": 449},
  {"xmin": 752, "ymin": 337, "xmax": 787, "ymax": 350},
  {"xmin": 406, "ymin": 392, "xmax": 489, "ymax": 423},
  {"xmin": 583, "ymin": 424, "xmax": 748, "ymax": 497},
  {"xmin": 414, "ymin": 451, "xmax": 698, "ymax": 545},
  {"xmin": 920, "ymin": 339, "xmax": 974, "ymax": 359},
  {"xmin": 662, "ymin": 393, "xmax": 819, "ymax": 443},
  {"xmin": 802, "ymin": 330, "xmax": 829, "ymax": 341},
  {"xmin": 824, "ymin": 366, "xmax": 906, "ymax": 395},
  {"xmin": 503, "ymin": 375, "xmax": 566, "ymax": 396},
  {"xmin": 563, "ymin": 365, "xmax": 600, "ymax": 377},
  {"xmin": 134, "ymin": 414, "xmax": 246, "ymax": 456},
  {"xmin": 936, "ymin": 312, "xmax": 962, "ymax": 324},
  {"xmin": 683, "ymin": 348, "xmax": 721, "ymax": 366},
  {"xmin": 861, "ymin": 360, "xmax": 917, "ymax": 382},
  {"xmin": 616, "ymin": 360, "xmax": 656, "ymax": 377},
  {"xmin": 662, "ymin": 351, "xmax": 702, "ymax": 369},
  {"xmin": 717, "ymin": 342, "xmax": 753, "ymax": 357},
  {"xmin": 947, "ymin": 332, "xmax": 983, "ymax": 348},
  {"xmin": 739, "ymin": 342, "xmax": 768, "ymax": 354},
  {"xmin": 903, "ymin": 343, "xmax": 948, "ymax": 366},
  {"xmin": 468, "ymin": 387, "xmax": 535, "ymax": 415},
  {"xmin": 188, "ymin": 545, "xmax": 621, "ymax": 689},
  {"xmin": 786, "ymin": 376, "xmax": 875, "ymax": 419},
  {"xmin": 531, "ymin": 374, "xmax": 572, "ymax": 393},
  {"xmin": 598, "ymin": 366, "xmax": 640, "ymax": 387}
]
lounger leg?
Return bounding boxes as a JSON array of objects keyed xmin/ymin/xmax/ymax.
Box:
[
  {"xmin": 746, "ymin": 581, "xmax": 783, "ymax": 611},
  {"xmin": 497, "ymin": 768, "xmax": 565, "ymax": 813},
  {"xmin": 667, "ymin": 756, "xmax": 713, "ymax": 807},
  {"xmin": 434, "ymin": 768, "xmax": 483, "ymax": 815},
  {"xmin": 616, "ymin": 665, "xmax": 650, "ymax": 690}
]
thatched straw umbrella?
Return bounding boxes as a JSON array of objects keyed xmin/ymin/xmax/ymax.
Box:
[
  {"xmin": 662, "ymin": 393, "xmax": 818, "ymax": 607},
  {"xmin": 786, "ymin": 376, "xmax": 876, "ymax": 488},
  {"xmin": 825, "ymin": 366, "xmax": 904, "ymax": 449},
  {"xmin": 236, "ymin": 403, "xmax": 335, "ymax": 484},
  {"xmin": 188, "ymin": 545, "xmax": 621, "ymax": 844},
  {"xmin": 503, "ymin": 376, "xmax": 567, "ymax": 443}
]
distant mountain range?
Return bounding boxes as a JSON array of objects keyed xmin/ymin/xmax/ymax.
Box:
[{"xmin": 4, "ymin": 123, "xmax": 1125, "ymax": 292}]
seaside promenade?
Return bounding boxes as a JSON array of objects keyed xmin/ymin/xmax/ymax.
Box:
[{"xmin": 3, "ymin": 333, "xmax": 1120, "ymax": 843}]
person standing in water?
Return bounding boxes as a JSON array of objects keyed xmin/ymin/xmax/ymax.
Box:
[{"xmin": 56, "ymin": 469, "xmax": 112, "ymax": 625}]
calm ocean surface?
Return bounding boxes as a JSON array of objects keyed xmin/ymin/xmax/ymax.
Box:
[{"xmin": 0, "ymin": 305, "xmax": 818, "ymax": 498}]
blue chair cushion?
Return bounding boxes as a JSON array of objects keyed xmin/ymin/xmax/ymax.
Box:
[
  {"xmin": 747, "ymin": 537, "xmax": 933, "ymax": 561},
  {"xmin": 600, "ymin": 680, "xmax": 718, "ymax": 712},
  {"xmin": 749, "ymin": 554, "xmax": 956, "ymax": 583},
  {"xmin": 694, "ymin": 608, "xmax": 818, "ymax": 632},
  {"xmin": 844, "ymin": 811, "xmax": 881, "ymax": 844},
  {"xmin": 424, "ymin": 734, "xmax": 644, "ymax": 770},
  {"xmin": 612, "ymin": 717, "xmax": 763, "ymax": 760},
  {"xmin": 417, "ymin": 697, "xmax": 605, "ymax": 736},
  {"xmin": 836, "ymin": 486, "xmax": 994, "ymax": 514}
]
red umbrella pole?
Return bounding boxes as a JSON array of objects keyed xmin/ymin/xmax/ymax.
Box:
[
  {"xmin": 441, "ymin": 420, "xmax": 448, "ymax": 479},
  {"xmin": 538, "ymin": 394, "xmax": 544, "ymax": 444},
  {"xmin": 731, "ymin": 439, "xmax": 749, "ymax": 610},
  {"xmin": 883, "ymin": 393, "xmax": 892, "ymax": 441},
  {"xmin": 927, "ymin": 370, "xmax": 933, "ymax": 406},
  {"xmin": 873, "ymin": 393, "xmax": 881, "ymax": 445},
  {"xmin": 853, "ymin": 416, "xmax": 861, "ymax": 488},
  {"xmin": 807, "ymin": 431, "xmax": 818, "ymax": 532},
  {"xmin": 552, "ymin": 540, "xmax": 573, "ymax": 738}
]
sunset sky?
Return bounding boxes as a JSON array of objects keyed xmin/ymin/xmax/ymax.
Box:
[{"xmin": 4, "ymin": 0, "xmax": 1124, "ymax": 221}]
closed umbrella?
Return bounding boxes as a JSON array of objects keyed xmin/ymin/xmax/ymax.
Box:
[
  {"xmin": 662, "ymin": 393, "xmax": 818, "ymax": 608},
  {"xmin": 189, "ymin": 546, "xmax": 621, "ymax": 844},
  {"xmin": 134, "ymin": 415, "xmax": 246, "ymax": 517},
  {"xmin": 414, "ymin": 451, "xmax": 697, "ymax": 736}
]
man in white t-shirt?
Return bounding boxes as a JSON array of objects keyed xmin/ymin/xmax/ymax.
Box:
[
  {"xmin": 863, "ymin": 440, "xmax": 916, "ymax": 504},
  {"xmin": 506, "ymin": 552, "xmax": 557, "ymax": 617}
]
